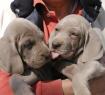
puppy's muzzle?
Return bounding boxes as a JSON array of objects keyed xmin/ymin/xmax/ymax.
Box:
[{"xmin": 52, "ymin": 41, "xmax": 62, "ymax": 50}]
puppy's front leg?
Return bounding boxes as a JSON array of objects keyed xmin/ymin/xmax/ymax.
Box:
[
  {"xmin": 21, "ymin": 71, "xmax": 38, "ymax": 85},
  {"xmin": 9, "ymin": 75, "xmax": 34, "ymax": 95},
  {"xmin": 72, "ymin": 61, "xmax": 105, "ymax": 95},
  {"xmin": 61, "ymin": 64, "xmax": 78, "ymax": 79},
  {"xmin": 9, "ymin": 71, "xmax": 38, "ymax": 95}
]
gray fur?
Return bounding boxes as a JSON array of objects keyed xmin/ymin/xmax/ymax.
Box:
[
  {"xmin": 0, "ymin": 18, "xmax": 50, "ymax": 95},
  {"xmin": 49, "ymin": 14, "xmax": 105, "ymax": 95}
]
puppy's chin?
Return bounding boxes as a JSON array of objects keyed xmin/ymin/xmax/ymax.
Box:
[
  {"xmin": 25, "ymin": 58, "xmax": 50, "ymax": 69},
  {"xmin": 29, "ymin": 61, "xmax": 46, "ymax": 69},
  {"xmin": 61, "ymin": 51, "xmax": 75, "ymax": 60}
]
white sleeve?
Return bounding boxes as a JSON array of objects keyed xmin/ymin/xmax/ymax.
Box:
[
  {"xmin": 0, "ymin": 0, "xmax": 16, "ymax": 38},
  {"xmin": 0, "ymin": 7, "xmax": 3, "ymax": 34}
]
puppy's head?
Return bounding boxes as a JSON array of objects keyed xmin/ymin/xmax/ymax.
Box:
[
  {"xmin": 49, "ymin": 14, "xmax": 91, "ymax": 60},
  {"xmin": 4, "ymin": 18, "xmax": 50, "ymax": 73}
]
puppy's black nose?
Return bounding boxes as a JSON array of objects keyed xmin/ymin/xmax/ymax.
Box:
[{"xmin": 52, "ymin": 41, "xmax": 61, "ymax": 49}]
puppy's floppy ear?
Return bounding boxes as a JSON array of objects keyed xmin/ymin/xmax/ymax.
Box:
[
  {"xmin": 0, "ymin": 36, "xmax": 24, "ymax": 74},
  {"xmin": 79, "ymin": 27, "xmax": 104, "ymax": 63}
]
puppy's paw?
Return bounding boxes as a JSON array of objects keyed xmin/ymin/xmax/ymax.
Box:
[
  {"xmin": 9, "ymin": 75, "xmax": 34, "ymax": 95},
  {"xmin": 61, "ymin": 64, "xmax": 78, "ymax": 79}
]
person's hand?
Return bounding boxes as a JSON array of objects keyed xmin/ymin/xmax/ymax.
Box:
[
  {"xmin": 62, "ymin": 79, "xmax": 73, "ymax": 95},
  {"xmin": 89, "ymin": 75, "xmax": 105, "ymax": 95}
]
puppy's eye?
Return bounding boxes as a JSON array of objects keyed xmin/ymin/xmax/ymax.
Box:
[
  {"xmin": 22, "ymin": 40, "xmax": 35, "ymax": 50},
  {"xmin": 71, "ymin": 32, "xmax": 78, "ymax": 37},
  {"xmin": 55, "ymin": 28, "xmax": 59, "ymax": 31}
]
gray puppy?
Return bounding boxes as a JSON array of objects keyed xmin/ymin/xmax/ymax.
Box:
[
  {"xmin": 0, "ymin": 18, "xmax": 50, "ymax": 95},
  {"xmin": 49, "ymin": 14, "xmax": 105, "ymax": 95}
]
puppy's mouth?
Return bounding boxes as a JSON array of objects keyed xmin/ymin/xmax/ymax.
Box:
[
  {"xmin": 61, "ymin": 51, "xmax": 74, "ymax": 59},
  {"xmin": 51, "ymin": 52, "xmax": 60, "ymax": 59},
  {"xmin": 51, "ymin": 50, "xmax": 75, "ymax": 60}
]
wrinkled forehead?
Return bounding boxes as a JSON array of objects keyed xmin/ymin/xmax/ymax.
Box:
[
  {"xmin": 5, "ymin": 18, "xmax": 43, "ymax": 39},
  {"xmin": 56, "ymin": 14, "xmax": 90, "ymax": 29},
  {"xmin": 55, "ymin": 21, "xmax": 82, "ymax": 34}
]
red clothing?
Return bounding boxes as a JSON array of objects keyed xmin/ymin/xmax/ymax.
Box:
[
  {"xmin": 0, "ymin": 70, "xmax": 13, "ymax": 95},
  {"xmin": 0, "ymin": 70, "xmax": 63, "ymax": 95},
  {"xmin": 33, "ymin": 80, "xmax": 63, "ymax": 95},
  {"xmin": 33, "ymin": 0, "xmax": 83, "ymax": 43}
]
